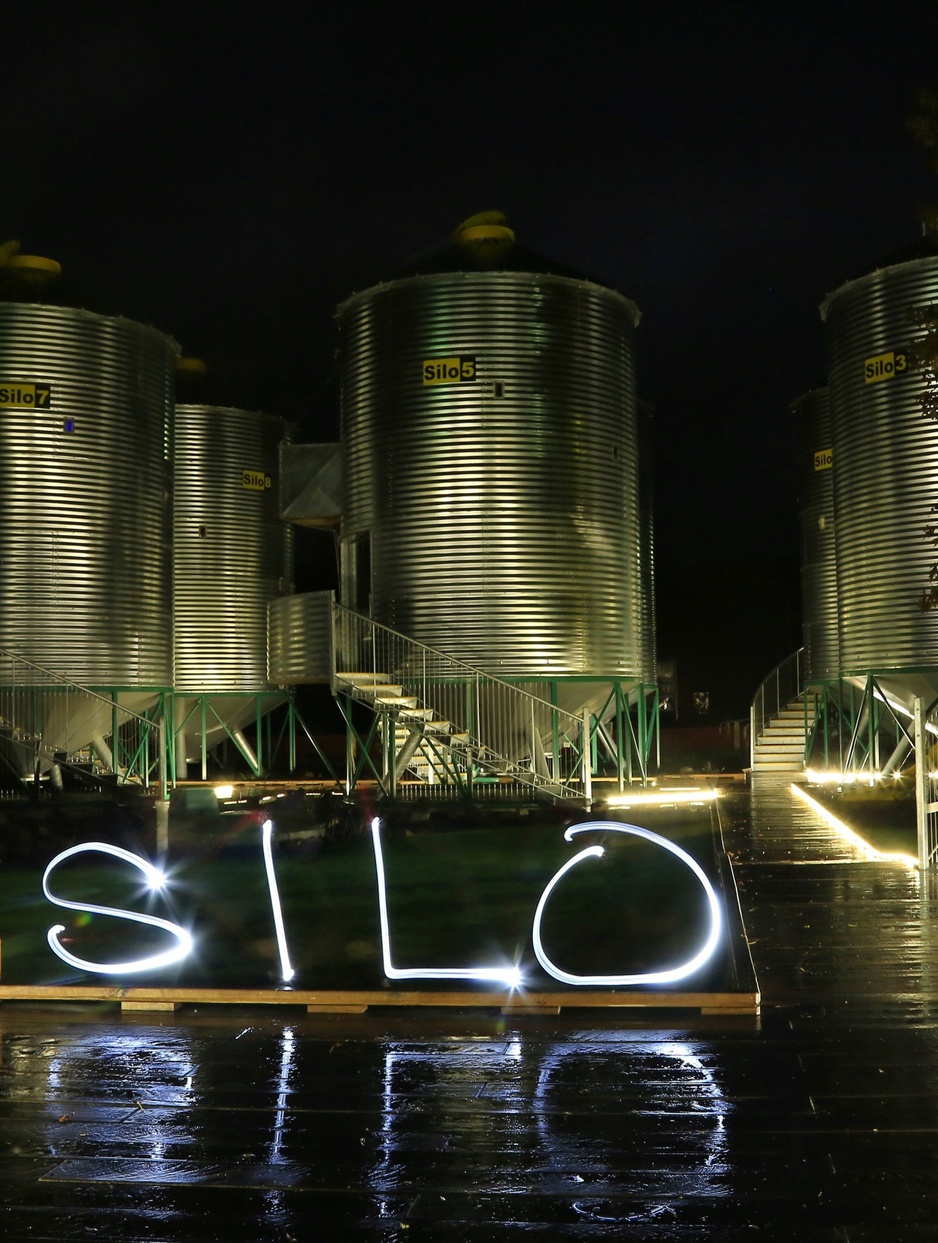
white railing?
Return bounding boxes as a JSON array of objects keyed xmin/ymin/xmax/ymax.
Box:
[
  {"xmin": 0, "ymin": 646, "xmax": 163, "ymax": 792},
  {"xmin": 750, "ymin": 648, "xmax": 804, "ymax": 766},
  {"xmin": 332, "ymin": 604, "xmax": 591, "ymax": 802}
]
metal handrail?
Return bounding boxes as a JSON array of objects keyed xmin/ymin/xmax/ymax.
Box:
[
  {"xmin": 332, "ymin": 603, "xmax": 590, "ymax": 801},
  {"xmin": 0, "ymin": 645, "xmax": 160, "ymax": 789},
  {"xmin": 749, "ymin": 648, "xmax": 804, "ymax": 767}
]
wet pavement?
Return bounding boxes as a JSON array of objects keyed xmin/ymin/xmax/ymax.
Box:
[{"xmin": 2, "ymin": 776, "xmax": 938, "ymax": 1240}]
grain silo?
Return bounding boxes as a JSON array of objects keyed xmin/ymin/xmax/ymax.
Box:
[
  {"xmin": 172, "ymin": 403, "xmax": 294, "ymax": 776},
  {"xmin": 0, "ymin": 261, "xmax": 176, "ymax": 778},
  {"xmin": 337, "ymin": 214, "xmax": 646, "ymax": 737},
  {"xmin": 821, "ymin": 239, "xmax": 938, "ymax": 705}
]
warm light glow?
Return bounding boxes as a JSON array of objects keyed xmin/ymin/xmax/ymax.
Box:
[
  {"xmin": 370, "ymin": 818, "xmax": 522, "ymax": 986},
  {"xmin": 262, "ymin": 819, "xmax": 295, "ymax": 983},
  {"xmin": 43, "ymin": 843, "xmax": 193, "ymax": 974},
  {"xmin": 791, "ymin": 784, "xmax": 918, "ymax": 868},
  {"xmin": 531, "ymin": 822, "xmax": 723, "ymax": 986},
  {"xmin": 805, "ymin": 769, "xmax": 884, "ymax": 786},
  {"xmin": 606, "ymin": 788, "xmax": 719, "ymax": 808},
  {"xmin": 213, "ymin": 784, "xmax": 234, "ymax": 799}
]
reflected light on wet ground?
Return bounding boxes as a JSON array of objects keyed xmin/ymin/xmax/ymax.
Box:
[{"xmin": 1, "ymin": 779, "xmax": 938, "ymax": 1237}]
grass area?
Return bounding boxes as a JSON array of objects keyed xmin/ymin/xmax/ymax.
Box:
[
  {"xmin": 807, "ymin": 781, "xmax": 917, "ymax": 857},
  {"xmin": 0, "ymin": 803, "xmax": 738, "ymax": 992}
]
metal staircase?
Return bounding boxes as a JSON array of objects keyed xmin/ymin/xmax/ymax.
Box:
[
  {"xmin": 750, "ymin": 650, "xmax": 808, "ymax": 774},
  {"xmin": 750, "ymin": 695, "xmax": 808, "ymax": 773},
  {"xmin": 332, "ymin": 605, "xmax": 593, "ymax": 804}
]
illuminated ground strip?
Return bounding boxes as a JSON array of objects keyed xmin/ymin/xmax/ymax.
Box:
[
  {"xmin": 370, "ymin": 817, "xmax": 522, "ymax": 986},
  {"xmin": 531, "ymin": 823, "xmax": 723, "ymax": 987},
  {"xmin": 606, "ymin": 789, "xmax": 719, "ymax": 808},
  {"xmin": 42, "ymin": 843, "xmax": 193, "ymax": 975},
  {"xmin": 262, "ymin": 819, "xmax": 295, "ymax": 983},
  {"xmin": 792, "ymin": 784, "xmax": 919, "ymax": 868}
]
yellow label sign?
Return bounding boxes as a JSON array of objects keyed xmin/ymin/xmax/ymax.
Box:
[
  {"xmin": 864, "ymin": 350, "xmax": 908, "ymax": 383},
  {"xmin": 422, "ymin": 356, "xmax": 476, "ymax": 385},
  {"xmin": 814, "ymin": 448, "xmax": 832, "ymax": 471},
  {"xmin": 242, "ymin": 470, "xmax": 271, "ymax": 492},
  {"xmin": 0, "ymin": 382, "xmax": 51, "ymax": 409}
]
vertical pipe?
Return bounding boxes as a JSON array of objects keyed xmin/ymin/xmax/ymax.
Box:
[
  {"xmin": 200, "ymin": 697, "xmax": 208, "ymax": 781},
  {"xmin": 915, "ymin": 697, "xmax": 929, "ymax": 870},
  {"xmin": 111, "ymin": 693, "xmax": 120, "ymax": 778},
  {"xmin": 581, "ymin": 707, "xmax": 592, "ymax": 808}
]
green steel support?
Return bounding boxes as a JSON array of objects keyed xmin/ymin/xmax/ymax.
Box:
[{"xmin": 615, "ymin": 683, "xmax": 625, "ymax": 792}]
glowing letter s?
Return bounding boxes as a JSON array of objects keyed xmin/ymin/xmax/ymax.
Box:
[
  {"xmin": 43, "ymin": 843, "xmax": 193, "ymax": 975},
  {"xmin": 531, "ymin": 822, "xmax": 723, "ymax": 987}
]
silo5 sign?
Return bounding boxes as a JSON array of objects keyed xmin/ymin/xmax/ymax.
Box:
[{"xmin": 422, "ymin": 356, "xmax": 476, "ymax": 385}]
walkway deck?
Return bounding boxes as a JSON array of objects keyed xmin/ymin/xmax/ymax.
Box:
[{"xmin": 0, "ymin": 777, "xmax": 936, "ymax": 1239}]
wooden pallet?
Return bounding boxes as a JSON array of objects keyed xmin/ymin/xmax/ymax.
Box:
[{"xmin": 0, "ymin": 983, "xmax": 759, "ymax": 1016}]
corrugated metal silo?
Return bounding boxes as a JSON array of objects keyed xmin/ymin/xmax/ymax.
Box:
[
  {"xmin": 821, "ymin": 251, "xmax": 938, "ymax": 677},
  {"xmin": 0, "ymin": 302, "xmax": 176, "ymax": 686},
  {"xmin": 174, "ymin": 405, "xmax": 294, "ymax": 694},
  {"xmin": 793, "ymin": 388, "xmax": 838, "ymax": 681},
  {"xmin": 338, "ymin": 243, "xmax": 643, "ymax": 693},
  {"xmin": 637, "ymin": 400, "xmax": 657, "ymax": 687}
]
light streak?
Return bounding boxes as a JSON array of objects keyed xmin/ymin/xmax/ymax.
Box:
[
  {"xmin": 43, "ymin": 843, "xmax": 193, "ymax": 975},
  {"xmin": 791, "ymin": 784, "xmax": 919, "ymax": 868},
  {"xmin": 261, "ymin": 818, "xmax": 295, "ymax": 982},
  {"xmin": 531, "ymin": 822, "xmax": 723, "ymax": 986},
  {"xmin": 370, "ymin": 817, "xmax": 522, "ymax": 986},
  {"xmin": 606, "ymin": 788, "xmax": 719, "ymax": 808}
]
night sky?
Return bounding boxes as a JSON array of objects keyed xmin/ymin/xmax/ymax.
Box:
[{"xmin": 4, "ymin": 1, "xmax": 938, "ymax": 720}]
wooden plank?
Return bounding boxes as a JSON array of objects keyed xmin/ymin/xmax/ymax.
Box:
[
  {"xmin": 502, "ymin": 1005, "xmax": 561, "ymax": 1016},
  {"xmin": 305, "ymin": 1003, "xmax": 369, "ymax": 1014},
  {"xmin": 0, "ymin": 983, "xmax": 759, "ymax": 1016},
  {"xmin": 120, "ymin": 1001, "xmax": 180, "ymax": 1012}
]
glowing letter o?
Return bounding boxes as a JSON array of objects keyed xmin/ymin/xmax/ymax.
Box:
[{"xmin": 531, "ymin": 822, "xmax": 722, "ymax": 987}]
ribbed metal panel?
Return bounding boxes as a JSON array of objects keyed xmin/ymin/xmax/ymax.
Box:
[
  {"xmin": 637, "ymin": 401, "xmax": 657, "ymax": 686},
  {"xmin": 339, "ymin": 271, "xmax": 643, "ymax": 680},
  {"xmin": 0, "ymin": 302, "xmax": 176, "ymax": 686},
  {"xmin": 794, "ymin": 388, "xmax": 838, "ymax": 681},
  {"xmin": 174, "ymin": 405, "xmax": 294, "ymax": 693},
  {"xmin": 268, "ymin": 591, "xmax": 334, "ymax": 684},
  {"xmin": 821, "ymin": 256, "xmax": 938, "ymax": 674}
]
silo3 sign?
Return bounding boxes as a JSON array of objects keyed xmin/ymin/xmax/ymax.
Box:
[{"xmin": 864, "ymin": 349, "xmax": 909, "ymax": 383}]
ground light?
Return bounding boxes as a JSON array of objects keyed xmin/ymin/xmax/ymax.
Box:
[
  {"xmin": 606, "ymin": 788, "xmax": 720, "ymax": 808},
  {"xmin": 792, "ymin": 784, "xmax": 919, "ymax": 868}
]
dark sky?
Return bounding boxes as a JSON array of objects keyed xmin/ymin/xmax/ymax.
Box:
[{"xmin": 4, "ymin": 0, "xmax": 938, "ymax": 718}]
